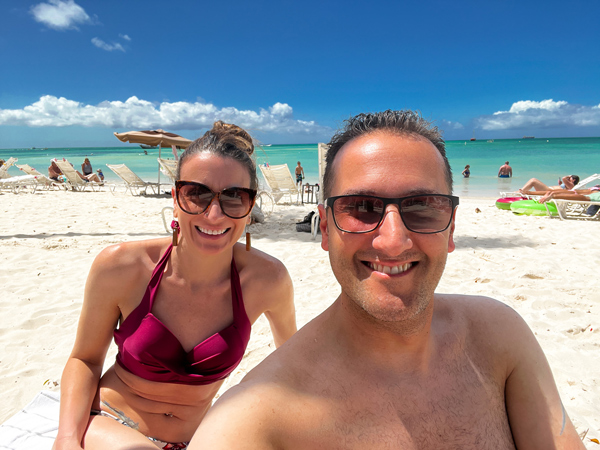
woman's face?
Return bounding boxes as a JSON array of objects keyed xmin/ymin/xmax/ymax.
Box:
[{"xmin": 173, "ymin": 153, "xmax": 252, "ymax": 255}]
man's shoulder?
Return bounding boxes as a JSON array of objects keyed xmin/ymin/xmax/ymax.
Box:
[{"xmin": 434, "ymin": 294, "xmax": 532, "ymax": 356}]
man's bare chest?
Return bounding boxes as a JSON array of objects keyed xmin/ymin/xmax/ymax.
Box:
[{"xmin": 285, "ymin": 355, "xmax": 516, "ymax": 449}]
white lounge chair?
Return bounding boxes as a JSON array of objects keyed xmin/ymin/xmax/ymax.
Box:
[
  {"xmin": 157, "ymin": 158, "xmax": 178, "ymax": 184},
  {"xmin": 501, "ymin": 173, "xmax": 600, "ymax": 199},
  {"xmin": 258, "ymin": 164, "xmax": 300, "ymax": 205},
  {"xmin": 107, "ymin": 164, "xmax": 159, "ymax": 195},
  {"xmin": 0, "ymin": 174, "xmax": 38, "ymax": 193},
  {"xmin": 16, "ymin": 164, "xmax": 66, "ymax": 192},
  {"xmin": 550, "ymin": 198, "xmax": 600, "ymax": 221},
  {"xmin": 0, "ymin": 157, "xmax": 17, "ymax": 179},
  {"xmin": 573, "ymin": 173, "xmax": 600, "ymax": 189},
  {"xmin": 53, "ymin": 159, "xmax": 99, "ymax": 192}
]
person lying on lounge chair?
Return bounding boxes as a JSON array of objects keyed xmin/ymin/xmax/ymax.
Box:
[
  {"xmin": 538, "ymin": 185, "xmax": 600, "ymax": 203},
  {"xmin": 519, "ymin": 175, "xmax": 580, "ymax": 193}
]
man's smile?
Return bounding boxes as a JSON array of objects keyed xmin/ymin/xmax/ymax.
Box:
[{"xmin": 364, "ymin": 261, "xmax": 415, "ymax": 275}]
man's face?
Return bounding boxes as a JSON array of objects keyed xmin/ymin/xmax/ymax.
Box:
[{"xmin": 319, "ymin": 131, "xmax": 456, "ymax": 325}]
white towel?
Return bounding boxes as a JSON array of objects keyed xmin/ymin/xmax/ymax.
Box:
[{"xmin": 0, "ymin": 391, "xmax": 59, "ymax": 450}]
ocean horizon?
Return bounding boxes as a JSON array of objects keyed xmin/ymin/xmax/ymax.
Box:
[{"xmin": 2, "ymin": 137, "xmax": 599, "ymax": 199}]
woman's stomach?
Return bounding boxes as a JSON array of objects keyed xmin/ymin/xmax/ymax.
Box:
[{"xmin": 96, "ymin": 364, "xmax": 224, "ymax": 442}]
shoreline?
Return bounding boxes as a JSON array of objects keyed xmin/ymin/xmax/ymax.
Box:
[{"xmin": 1, "ymin": 189, "xmax": 598, "ymax": 447}]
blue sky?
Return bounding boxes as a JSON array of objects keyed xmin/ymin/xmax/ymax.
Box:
[{"xmin": 1, "ymin": 0, "xmax": 599, "ymax": 148}]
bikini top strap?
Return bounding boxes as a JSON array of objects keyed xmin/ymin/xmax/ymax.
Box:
[
  {"xmin": 145, "ymin": 243, "xmax": 173, "ymax": 310},
  {"xmin": 230, "ymin": 258, "xmax": 246, "ymax": 318}
]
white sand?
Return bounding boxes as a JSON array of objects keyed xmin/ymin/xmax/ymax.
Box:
[{"xmin": 0, "ymin": 188, "xmax": 598, "ymax": 446}]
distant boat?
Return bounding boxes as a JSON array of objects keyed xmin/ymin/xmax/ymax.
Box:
[
  {"xmin": 522, "ymin": 136, "xmax": 535, "ymax": 139},
  {"xmin": 487, "ymin": 139, "xmax": 494, "ymax": 143},
  {"xmin": 470, "ymin": 138, "xmax": 476, "ymax": 141},
  {"xmin": 139, "ymin": 144, "xmax": 158, "ymax": 149}
]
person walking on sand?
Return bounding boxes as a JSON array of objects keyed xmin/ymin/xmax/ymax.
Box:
[
  {"xmin": 295, "ymin": 161, "xmax": 305, "ymax": 189},
  {"xmin": 53, "ymin": 121, "xmax": 297, "ymax": 450},
  {"xmin": 498, "ymin": 161, "xmax": 512, "ymax": 178},
  {"xmin": 189, "ymin": 110, "xmax": 584, "ymax": 450}
]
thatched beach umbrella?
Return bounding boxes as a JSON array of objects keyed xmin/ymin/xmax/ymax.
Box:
[{"xmin": 114, "ymin": 129, "xmax": 192, "ymax": 189}]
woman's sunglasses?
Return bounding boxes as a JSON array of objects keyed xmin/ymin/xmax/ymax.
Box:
[
  {"xmin": 175, "ymin": 181, "xmax": 257, "ymax": 219},
  {"xmin": 325, "ymin": 194, "xmax": 459, "ymax": 234}
]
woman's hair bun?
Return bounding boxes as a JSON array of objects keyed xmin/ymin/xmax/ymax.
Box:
[{"xmin": 211, "ymin": 120, "xmax": 254, "ymax": 156}]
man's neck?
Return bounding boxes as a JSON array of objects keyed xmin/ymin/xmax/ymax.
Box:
[{"xmin": 324, "ymin": 295, "xmax": 437, "ymax": 371}]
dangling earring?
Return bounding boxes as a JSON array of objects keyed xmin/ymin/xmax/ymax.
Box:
[
  {"xmin": 245, "ymin": 225, "xmax": 251, "ymax": 251},
  {"xmin": 171, "ymin": 220, "xmax": 180, "ymax": 246}
]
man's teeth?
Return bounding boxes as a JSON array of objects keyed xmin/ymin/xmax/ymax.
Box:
[
  {"xmin": 369, "ymin": 262, "xmax": 412, "ymax": 274},
  {"xmin": 198, "ymin": 227, "xmax": 227, "ymax": 235}
]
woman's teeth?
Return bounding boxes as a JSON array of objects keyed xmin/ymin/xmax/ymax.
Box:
[{"xmin": 198, "ymin": 227, "xmax": 227, "ymax": 235}]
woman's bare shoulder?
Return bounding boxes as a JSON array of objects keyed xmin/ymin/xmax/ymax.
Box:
[
  {"xmin": 233, "ymin": 244, "xmax": 290, "ymax": 284},
  {"xmin": 90, "ymin": 238, "xmax": 170, "ymax": 280}
]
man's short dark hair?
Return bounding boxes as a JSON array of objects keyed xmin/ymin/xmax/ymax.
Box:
[{"xmin": 322, "ymin": 110, "xmax": 453, "ymax": 199}]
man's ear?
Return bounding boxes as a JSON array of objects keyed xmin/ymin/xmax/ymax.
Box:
[
  {"xmin": 447, "ymin": 207, "xmax": 457, "ymax": 254},
  {"xmin": 318, "ymin": 204, "xmax": 329, "ymax": 251}
]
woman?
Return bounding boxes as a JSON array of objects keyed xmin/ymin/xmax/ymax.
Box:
[
  {"xmin": 519, "ymin": 174, "xmax": 580, "ymax": 193},
  {"xmin": 53, "ymin": 122, "xmax": 297, "ymax": 449},
  {"xmin": 462, "ymin": 165, "xmax": 470, "ymax": 178},
  {"xmin": 81, "ymin": 158, "xmax": 93, "ymax": 176}
]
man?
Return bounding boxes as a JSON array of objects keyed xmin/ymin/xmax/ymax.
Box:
[
  {"xmin": 189, "ymin": 110, "xmax": 583, "ymax": 449},
  {"xmin": 295, "ymin": 160, "xmax": 305, "ymax": 189},
  {"xmin": 48, "ymin": 159, "xmax": 62, "ymax": 181},
  {"xmin": 498, "ymin": 161, "xmax": 513, "ymax": 177}
]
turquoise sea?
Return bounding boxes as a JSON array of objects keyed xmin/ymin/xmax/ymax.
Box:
[{"xmin": 1, "ymin": 137, "xmax": 599, "ymax": 198}]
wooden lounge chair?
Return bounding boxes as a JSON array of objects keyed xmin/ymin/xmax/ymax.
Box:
[
  {"xmin": 106, "ymin": 164, "xmax": 159, "ymax": 195},
  {"xmin": 258, "ymin": 164, "xmax": 300, "ymax": 205},
  {"xmin": 53, "ymin": 159, "xmax": 100, "ymax": 192},
  {"xmin": 0, "ymin": 157, "xmax": 17, "ymax": 179},
  {"xmin": 16, "ymin": 164, "xmax": 66, "ymax": 192},
  {"xmin": 157, "ymin": 158, "xmax": 177, "ymax": 184}
]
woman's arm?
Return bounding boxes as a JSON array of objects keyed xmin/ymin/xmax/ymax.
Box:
[
  {"xmin": 561, "ymin": 176, "xmax": 575, "ymax": 190},
  {"xmin": 53, "ymin": 245, "xmax": 137, "ymax": 449},
  {"xmin": 262, "ymin": 264, "xmax": 296, "ymax": 347},
  {"xmin": 243, "ymin": 249, "xmax": 297, "ymax": 348}
]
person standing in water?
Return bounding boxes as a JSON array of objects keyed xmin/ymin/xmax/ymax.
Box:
[
  {"xmin": 295, "ymin": 161, "xmax": 305, "ymax": 189},
  {"xmin": 498, "ymin": 161, "xmax": 512, "ymax": 178}
]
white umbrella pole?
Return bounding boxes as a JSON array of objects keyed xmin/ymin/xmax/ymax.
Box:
[{"xmin": 158, "ymin": 140, "xmax": 162, "ymax": 193}]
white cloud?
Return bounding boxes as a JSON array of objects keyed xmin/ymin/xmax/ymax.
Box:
[
  {"xmin": 91, "ymin": 37, "xmax": 125, "ymax": 52},
  {"xmin": 30, "ymin": 0, "xmax": 90, "ymax": 30},
  {"xmin": 119, "ymin": 34, "xmax": 131, "ymax": 41},
  {"xmin": 0, "ymin": 95, "xmax": 331, "ymax": 136},
  {"xmin": 477, "ymin": 99, "xmax": 600, "ymax": 130},
  {"xmin": 440, "ymin": 119, "xmax": 464, "ymax": 130}
]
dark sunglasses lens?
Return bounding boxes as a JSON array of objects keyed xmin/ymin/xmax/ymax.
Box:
[
  {"xmin": 220, "ymin": 188, "xmax": 253, "ymax": 218},
  {"xmin": 178, "ymin": 183, "xmax": 214, "ymax": 214},
  {"xmin": 401, "ymin": 196, "xmax": 453, "ymax": 232},
  {"xmin": 333, "ymin": 196, "xmax": 384, "ymax": 232}
]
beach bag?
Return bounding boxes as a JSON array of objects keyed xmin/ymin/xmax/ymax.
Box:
[
  {"xmin": 586, "ymin": 205, "xmax": 600, "ymax": 216},
  {"xmin": 296, "ymin": 211, "xmax": 315, "ymax": 233}
]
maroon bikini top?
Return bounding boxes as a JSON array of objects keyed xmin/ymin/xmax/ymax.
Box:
[{"xmin": 113, "ymin": 244, "xmax": 251, "ymax": 385}]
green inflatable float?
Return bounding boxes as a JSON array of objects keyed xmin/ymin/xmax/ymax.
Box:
[{"xmin": 510, "ymin": 199, "xmax": 558, "ymax": 216}]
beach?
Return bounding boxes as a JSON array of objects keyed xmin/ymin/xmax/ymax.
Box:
[{"xmin": 0, "ymin": 188, "xmax": 598, "ymax": 447}]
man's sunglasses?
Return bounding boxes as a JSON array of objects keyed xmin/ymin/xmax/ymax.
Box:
[
  {"xmin": 175, "ymin": 181, "xmax": 257, "ymax": 219},
  {"xmin": 325, "ymin": 194, "xmax": 459, "ymax": 234}
]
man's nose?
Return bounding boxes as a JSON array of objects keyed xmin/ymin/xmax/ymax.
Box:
[{"xmin": 372, "ymin": 205, "xmax": 413, "ymax": 256}]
